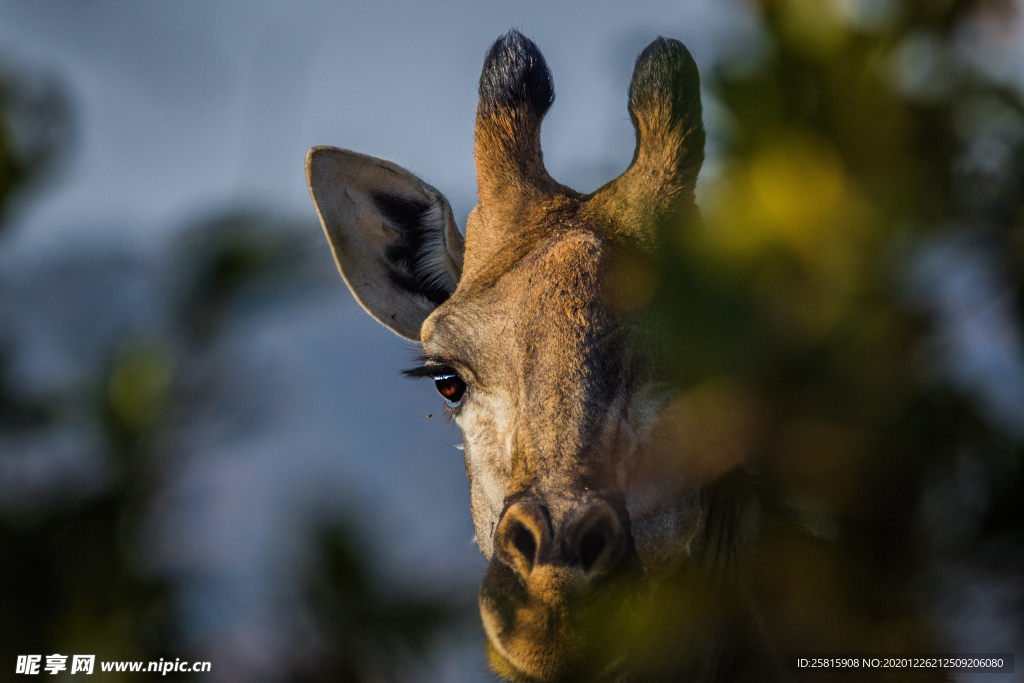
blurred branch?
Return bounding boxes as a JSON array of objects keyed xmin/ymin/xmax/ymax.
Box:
[{"xmin": 0, "ymin": 60, "xmax": 73, "ymax": 231}]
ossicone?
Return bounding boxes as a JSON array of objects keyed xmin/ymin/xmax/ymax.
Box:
[
  {"xmin": 588, "ymin": 37, "xmax": 706, "ymax": 246},
  {"xmin": 479, "ymin": 30, "xmax": 554, "ymax": 118},
  {"xmin": 628, "ymin": 37, "xmax": 703, "ymax": 151},
  {"xmin": 474, "ymin": 31, "xmax": 563, "ymax": 216}
]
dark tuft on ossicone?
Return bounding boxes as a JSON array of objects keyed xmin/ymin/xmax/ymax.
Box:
[
  {"xmin": 628, "ymin": 37, "xmax": 702, "ymax": 134},
  {"xmin": 479, "ymin": 30, "xmax": 554, "ymax": 116}
]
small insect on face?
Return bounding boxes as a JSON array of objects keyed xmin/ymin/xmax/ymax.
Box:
[{"xmin": 307, "ymin": 30, "xmax": 713, "ymax": 682}]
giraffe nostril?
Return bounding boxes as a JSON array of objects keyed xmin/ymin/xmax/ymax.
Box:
[
  {"xmin": 578, "ymin": 525, "xmax": 607, "ymax": 573},
  {"xmin": 511, "ymin": 522, "xmax": 537, "ymax": 569},
  {"xmin": 494, "ymin": 502, "xmax": 550, "ymax": 580},
  {"xmin": 570, "ymin": 503, "xmax": 626, "ymax": 578}
]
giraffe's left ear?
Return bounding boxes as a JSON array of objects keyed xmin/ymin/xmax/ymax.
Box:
[{"xmin": 306, "ymin": 146, "xmax": 464, "ymax": 340}]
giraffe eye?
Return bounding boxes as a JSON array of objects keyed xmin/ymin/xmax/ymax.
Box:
[{"xmin": 433, "ymin": 373, "xmax": 466, "ymax": 406}]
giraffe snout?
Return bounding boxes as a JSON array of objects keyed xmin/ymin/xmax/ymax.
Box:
[
  {"xmin": 493, "ymin": 499, "xmax": 629, "ymax": 580},
  {"xmin": 480, "ymin": 497, "xmax": 640, "ymax": 682}
]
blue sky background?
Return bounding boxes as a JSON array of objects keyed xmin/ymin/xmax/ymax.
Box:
[{"xmin": 0, "ymin": 0, "xmax": 761, "ymax": 256}]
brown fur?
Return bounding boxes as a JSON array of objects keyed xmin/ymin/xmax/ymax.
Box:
[{"xmin": 306, "ymin": 32, "xmax": 767, "ymax": 683}]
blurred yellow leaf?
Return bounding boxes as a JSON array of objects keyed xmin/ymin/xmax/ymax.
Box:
[
  {"xmin": 108, "ymin": 345, "xmax": 173, "ymax": 431},
  {"xmin": 778, "ymin": 0, "xmax": 851, "ymax": 58},
  {"xmin": 652, "ymin": 377, "xmax": 761, "ymax": 483}
]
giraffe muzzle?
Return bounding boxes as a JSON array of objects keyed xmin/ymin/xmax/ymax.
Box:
[{"xmin": 479, "ymin": 497, "xmax": 641, "ymax": 682}]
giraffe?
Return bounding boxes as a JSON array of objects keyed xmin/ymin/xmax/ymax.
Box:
[{"xmin": 306, "ymin": 31, "xmax": 776, "ymax": 682}]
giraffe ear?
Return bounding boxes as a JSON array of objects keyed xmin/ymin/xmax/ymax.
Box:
[{"xmin": 306, "ymin": 146, "xmax": 464, "ymax": 340}]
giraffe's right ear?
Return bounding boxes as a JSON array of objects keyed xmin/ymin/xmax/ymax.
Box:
[{"xmin": 306, "ymin": 146, "xmax": 464, "ymax": 341}]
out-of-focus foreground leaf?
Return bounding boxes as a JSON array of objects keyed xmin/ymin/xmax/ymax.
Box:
[{"xmin": 637, "ymin": 0, "xmax": 1024, "ymax": 674}]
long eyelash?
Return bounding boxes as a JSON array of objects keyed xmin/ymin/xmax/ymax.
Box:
[
  {"xmin": 401, "ymin": 355, "xmax": 469, "ymax": 416},
  {"xmin": 401, "ymin": 365, "xmax": 453, "ymax": 379},
  {"xmin": 400, "ymin": 355, "xmax": 458, "ymax": 379}
]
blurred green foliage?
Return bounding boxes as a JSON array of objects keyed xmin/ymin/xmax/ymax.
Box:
[
  {"xmin": 0, "ymin": 55, "xmax": 466, "ymax": 683},
  {"xmin": 637, "ymin": 0, "xmax": 1024, "ymax": 675},
  {"xmin": 293, "ymin": 526, "xmax": 471, "ymax": 683},
  {"xmin": 0, "ymin": 63, "xmax": 72, "ymax": 229},
  {"xmin": 0, "ymin": 65, "xmax": 172, "ymax": 673}
]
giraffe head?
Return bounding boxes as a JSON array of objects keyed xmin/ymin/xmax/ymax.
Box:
[{"xmin": 307, "ymin": 31, "xmax": 728, "ymax": 681}]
